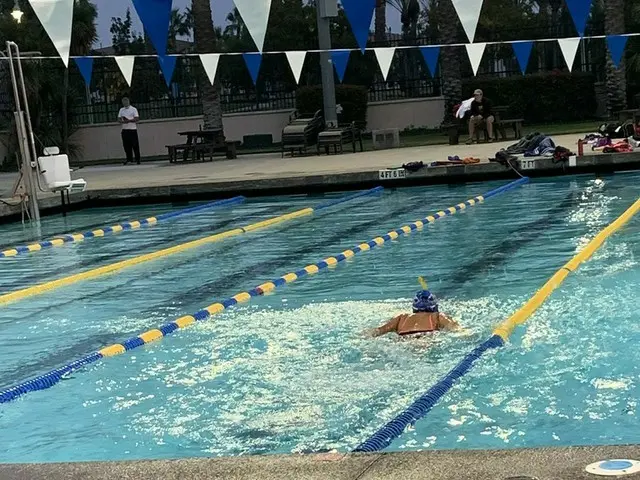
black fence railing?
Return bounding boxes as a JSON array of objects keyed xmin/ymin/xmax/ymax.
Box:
[
  {"xmin": 70, "ymin": 79, "xmax": 442, "ymax": 124},
  {"xmin": 0, "ymin": 41, "xmax": 614, "ymax": 128}
]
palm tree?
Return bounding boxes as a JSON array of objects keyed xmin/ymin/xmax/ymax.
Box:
[
  {"xmin": 64, "ymin": 0, "xmax": 98, "ymax": 153},
  {"xmin": 71, "ymin": 0, "xmax": 99, "ymax": 55},
  {"xmin": 603, "ymin": 0, "xmax": 627, "ymax": 117},
  {"xmin": 386, "ymin": 0, "xmax": 420, "ymax": 40},
  {"xmin": 435, "ymin": 0, "xmax": 462, "ymax": 123},
  {"xmin": 386, "ymin": 0, "xmax": 420, "ymax": 95},
  {"xmin": 168, "ymin": 8, "xmax": 193, "ymax": 50},
  {"xmin": 375, "ymin": 0, "xmax": 387, "ymax": 44},
  {"xmin": 224, "ymin": 7, "xmax": 245, "ymax": 39},
  {"xmin": 192, "ymin": 0, "xmax": 223, "ymax": 130},
  {"xmin": 625, "ymin": 0, "xmax": 640, "ymax": 107}
]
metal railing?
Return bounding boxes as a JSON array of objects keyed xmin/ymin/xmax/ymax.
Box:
[{"xmin": 0, "ymin": 48, "xmax": 611, "ymax": 127}]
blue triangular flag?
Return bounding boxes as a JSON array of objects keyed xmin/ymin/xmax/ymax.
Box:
[
  {"xmin": 420, "ymin": 47, "xmax": 440, "ymax": 77},
  {"xmin": 331, "ymin": 50, "xmax": 350, "ymax": 83},
  {"xmin": 243, "ymin": 53, "xmax": 263, "ymax": 86},
  {"xmin": 74, "ymin": 57, "xmax": 94, "ymax": 86},
  {"xmin": 607, "ymin": 35, "xmax": 628, "ymax": 68},
  {"xmin": 512, "ymin": 41, "xmax": 533, "ymax": 74},
  {"xmin": 131, "ymin": 0, "xmax": 173, "ymax": 55},
  {"xmin": 564, "ymin": 0, "xmax": 593, "ymax": 37},
  {"xmin": 340, "ymin": 0, "xmax": 376, "ymax": 53},
  {"xmin": 157, "ymin": 55, "xmax": 177, "ymax": 87}
]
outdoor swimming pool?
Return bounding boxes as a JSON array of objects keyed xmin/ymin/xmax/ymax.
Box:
[{"xmin": 0, "ymin": 174, "xmax": 639, "ymax": 462}]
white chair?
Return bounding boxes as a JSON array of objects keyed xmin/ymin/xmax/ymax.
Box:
[{"xmin": 38, "ymin": 147, "xmax": 87, "ymax": 194}]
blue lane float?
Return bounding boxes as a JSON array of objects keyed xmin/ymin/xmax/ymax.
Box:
[
  {"xmin": 352, "ymin": 335, "xmax": 504, "ymax": 453},
  {"xmin": 354, "ymin": 191, "xmax": 640, "ymax": 454},
  {"xmin": 0, "ymin": 180, "xmax": 526, "ymax": 404},
  {"xmin": 314, "ymin": 187, "xmax": 383, "ymax": 211},
  {"xmin": 0, "ymin": 196, "xmax": 246, "ymax": 258}
]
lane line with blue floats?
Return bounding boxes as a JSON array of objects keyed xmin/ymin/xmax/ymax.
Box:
[
  {"xmin": 0, "ymin": 187, "xmax": 383, "ymax": 306},
  {"xmin": 353, "ymin": 195, "xmax": 640, "ymax": 453},
  {"xmin": 0, "ymin": 196, "xmax": 246, "ymax": 259},
  {"xmin": 0, "ymin": 179, "xmax": 528, "ymax": 404}
]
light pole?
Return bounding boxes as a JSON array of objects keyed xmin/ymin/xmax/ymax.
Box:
[
  {"xmin": 10, "ymin": 1, "xmax": 23, "ymax": 23},
  {"xmin": 316, "ymin": 0, "xmax": 338, "ymax": 128}
]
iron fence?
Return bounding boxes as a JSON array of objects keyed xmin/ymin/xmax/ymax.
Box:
[{"xmin": 0, "ymin": 42, "xmax": 613, "ymax": 128}]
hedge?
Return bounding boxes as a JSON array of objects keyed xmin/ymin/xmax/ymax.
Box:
[
  {"xmin": 462, "ymin": 72, "xmax": 597, "ymax": 123},
  {"xmin": 295, "ymin": 84, "xmax": 368, "ymax": 128}
]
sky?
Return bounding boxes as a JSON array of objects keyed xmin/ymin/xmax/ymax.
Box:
[{"xmin": 95, "ymin": 0, "xmax": 402, "ymax": 48}]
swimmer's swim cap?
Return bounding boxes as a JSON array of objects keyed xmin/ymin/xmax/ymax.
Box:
[{"xmin": 413, "ymin": 290, "xmax": 438, "ymax": 313}]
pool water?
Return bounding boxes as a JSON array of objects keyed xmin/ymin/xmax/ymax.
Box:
[{"xmin": 0, "ymin": 175, "xmax": 639, "ymax": 462}]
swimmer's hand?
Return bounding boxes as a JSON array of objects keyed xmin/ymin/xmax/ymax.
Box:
[
  {"xmin": 363, "ymin": 328, "xmax": 379, "ymax": 338},
  {"xmin": 454, "ymin": 328, "xmax": 474, "ymax": 338}
]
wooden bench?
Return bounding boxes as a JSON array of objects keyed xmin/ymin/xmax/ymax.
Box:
[
  {"xmin": 167, "ymin": 143, "xmax": 196, "ymax": 163},
  {"xmin": 317, "ymin": 122, "xmax": 363, "ymax": 155},
  {"xmin": 491, "ymin": 106, "xmax": 523, "ymax": 141},
  {"xmin": 494, "ymin": 117, "xmax": 524, "ymax": 141},
  {"xmin": 443, "ymin": 107, "xmax": 524, "ymax": 145},
  {"xmin": 166, "ymin": 141, "xmax": 237, "ymax": 163}
]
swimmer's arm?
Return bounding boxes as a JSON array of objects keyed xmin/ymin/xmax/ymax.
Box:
[
  {"xmin": 438, "ymin": 313, "xmax": 462, "ymax": 331},
  {"xmin": 370, "ymin": 315, "xmax": 403, "ymax": 337}
]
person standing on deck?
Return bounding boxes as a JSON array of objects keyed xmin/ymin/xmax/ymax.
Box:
[{"xmin": 118, "ymin": 97, "xmax": 141, "ymax": 165}]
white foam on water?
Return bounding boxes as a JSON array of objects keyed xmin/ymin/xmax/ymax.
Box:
[
  {"xmin": 591, "ymin": 378, "xmax": 632, "ymax": 390},
  {"xmin": 109, "ymin": 296, "xmax": 518, "ymax": 455}
]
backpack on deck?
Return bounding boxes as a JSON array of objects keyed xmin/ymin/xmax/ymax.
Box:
[
  {"xmin": 599, "ymin": 122, "xmax": 633, "ymax": 139},
  {"xmin": 504, "ymin": 132, "xmax": 545, "ymax": 155}
]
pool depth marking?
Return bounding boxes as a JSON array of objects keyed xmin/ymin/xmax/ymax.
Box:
[
  {"xmin": 0, "ymin": 179, "xmax": 527, "ymax": 404},
  {"xmin": 0, "ymin": 188, "xmax": 383, "ymax": 307},
  {"xmin": 0, "ymin": 197, "xmax": 246, "ymax": 259},
  {"xmin": 353, "ymin": 195, "xmax": 640, "ymax": 453}
]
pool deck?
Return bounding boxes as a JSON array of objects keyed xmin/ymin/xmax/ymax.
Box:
[
  {"xmin": 2, "ymin": 445, "xmax": 640, "ymax": 479},
  {"xmin": 1, "ymin": 132, "xmax": 639, "ymax": 221}
]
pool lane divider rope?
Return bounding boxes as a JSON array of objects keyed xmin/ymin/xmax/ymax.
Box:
[
  {"xmin": 0, "ymin": 196, "xmax": 246, "ymax": 259},
  {"xmin": 0, "ymin": 187, "xmax": 383, "ymax": 307},
  {"xmin": 352, "ymin": 195, "xmax": 640, "ymax": 453},
  {"xmin": 0, "ymin": 179, "xmax": 527, "ymax": 404}
]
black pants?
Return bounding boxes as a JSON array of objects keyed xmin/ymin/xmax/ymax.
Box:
[{"xmin": 121, "ymin": 130, "xmax": 140, "ymax": 164}]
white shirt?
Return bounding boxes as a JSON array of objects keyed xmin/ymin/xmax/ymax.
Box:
[
  {"xmin": 456, "ymin": 98, "xmax": 474, "ymax": 119},
  {"xmin": 118, "ymin": 106, "xmax": 139, "ymax": 130}
]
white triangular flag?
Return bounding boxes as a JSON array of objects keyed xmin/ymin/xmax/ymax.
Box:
[
  {"xmin": 374, "ymin": 47, "xmax": 396, "ymax": 81},
  {"xmin": 233, "ymin": 0, "xmax": 273, "ymax": 52},
  {"xmin": 115, "ymin": 56, "xmax": 135, "ymax": 87},
  {"xmin": 200, "ymin": 54, "xmax": 221, "ymax": 85},
  {"xmin": 465, "ymin": 43, "xmax": 486, "ymax": 76},
  {"xmin": 558, "ymin": 37, "xmax": 581, "ymax": 71},
  {"xmin": 285, "ymin": 51, "xmax": 307, "ymax": 84},
  {"xmin": 29, "ymin": 0, "xmax": 74, "ymax": 66},
  {"xmin": 452, "ymin": 0, "xmax": 484, "ymax": 43}
]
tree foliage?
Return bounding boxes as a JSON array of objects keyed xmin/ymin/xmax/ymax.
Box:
[{"xmin": 0, "ymin": 0, "xmax": 97, "ymax": 168}]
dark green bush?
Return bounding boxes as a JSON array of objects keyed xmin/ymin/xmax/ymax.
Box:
[
  {"xmin": 462, "ymin": 72, "xmax": 597, "ymax": 123},
  {"xmin": 295, "ymin": 84, "xmax": 368, "ymax": 128}
]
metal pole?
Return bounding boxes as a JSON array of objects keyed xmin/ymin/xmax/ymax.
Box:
[
  {"xmin": 316, "ymin": 0, "xmax": 338, "ymax": 128},
  {"xmin": 6, "ymin": 41, "xmax": 40, "ymax": 223}
]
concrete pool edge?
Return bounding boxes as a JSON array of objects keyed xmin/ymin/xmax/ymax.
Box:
[
  {"xmin": 2, "ymin": 445, "xmax": 640, "ymax": 479},
  {"xmin": 1, "ymin": 150, "xmax": 640, "ymax": 224}
]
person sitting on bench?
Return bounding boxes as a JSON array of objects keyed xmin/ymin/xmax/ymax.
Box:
[{"xmin": 466, "ymin": 89, "xmax": 495, "ymax": 144}]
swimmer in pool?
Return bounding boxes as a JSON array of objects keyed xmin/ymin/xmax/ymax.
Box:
[{"xmin": 368, "ymin": 278, "xmax": 463, "ymax": 339}]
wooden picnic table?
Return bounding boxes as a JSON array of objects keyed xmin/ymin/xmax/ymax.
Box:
[{"xmin": 166, "ymin": 128, "xmax": 237, "ymax": 163}]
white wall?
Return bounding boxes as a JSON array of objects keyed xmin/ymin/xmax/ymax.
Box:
[
  {"xmin": 69, "ymin": 97, "xmax": 445, "ymax": 162},
  {"xmin": 368, "ymin": 97, "xmax": 444, "ymax": 131}
]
